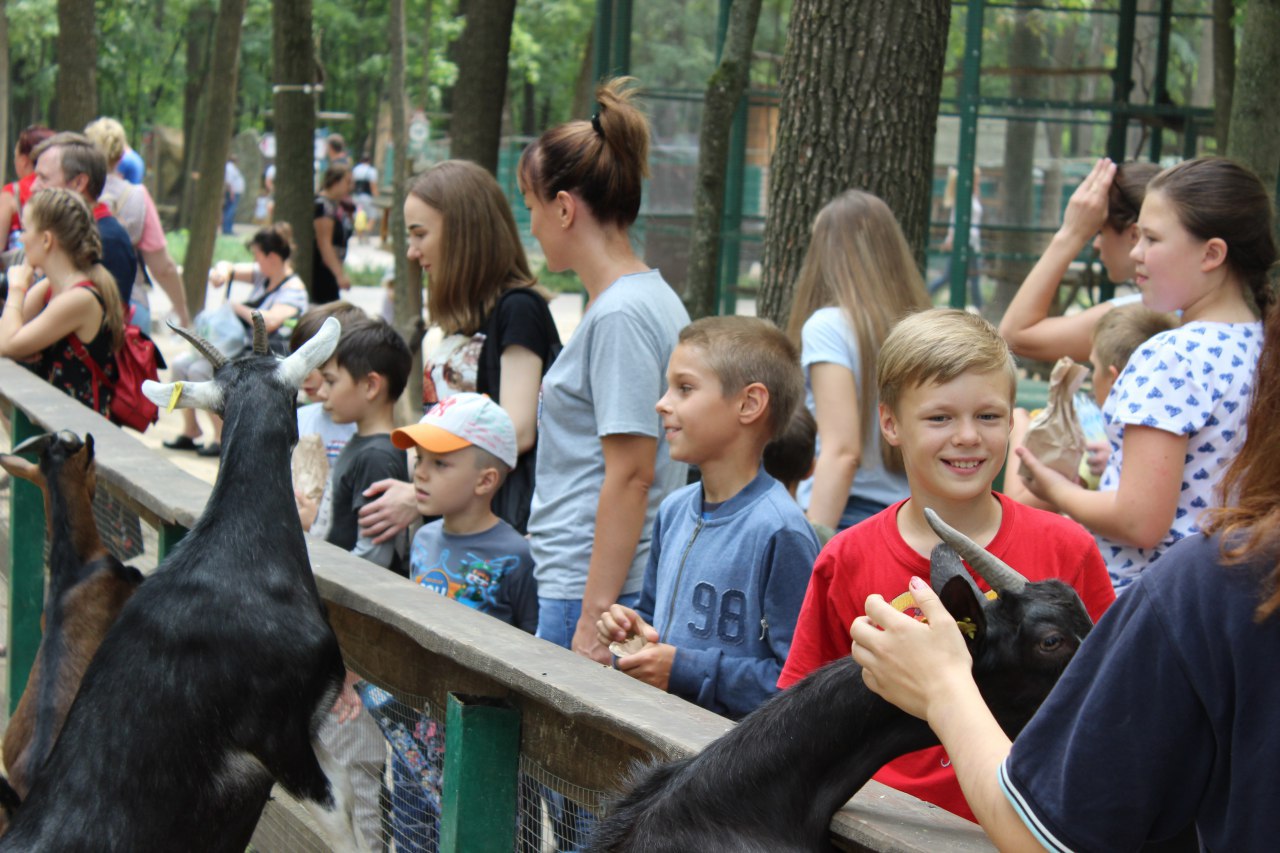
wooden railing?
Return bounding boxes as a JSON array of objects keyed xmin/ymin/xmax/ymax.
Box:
[{"xmin": 0, "ymin": 359, "xmax": 992, "ymax": 852}]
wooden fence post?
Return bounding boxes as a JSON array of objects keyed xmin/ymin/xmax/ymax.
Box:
[
  {"xmin": 439, "ymin": 693, "xmax": 521, "ymax": 852},
  {"xmin": 8, "ymin": 409, "xmax": 44, "ymax": 715}
]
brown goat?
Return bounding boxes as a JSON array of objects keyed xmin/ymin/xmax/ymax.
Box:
[{"xmin": 0, "ymin": 432, "xmax": 143, "ymax": 805}]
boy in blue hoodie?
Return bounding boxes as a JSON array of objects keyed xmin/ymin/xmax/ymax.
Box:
[{"xmin": 596, "ymin": 316, "xmax": 820, "ymax": 719}]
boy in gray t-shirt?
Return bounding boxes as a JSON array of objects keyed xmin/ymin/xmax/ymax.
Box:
[{"xmin": 370, "ymin": 393, "xmax": 533, "ymax": 847}]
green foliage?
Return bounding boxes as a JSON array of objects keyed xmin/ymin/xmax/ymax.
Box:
[{"xmin": 508, "ymin": 0, "xmax": 595, "ymax": 130}]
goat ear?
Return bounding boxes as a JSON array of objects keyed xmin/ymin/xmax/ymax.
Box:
[
  {"xmin": 0, "ymin": 453, "xmax": 44, "ymax": 488},
  {"xmin": 939, "ymin": 575, "xmax": 986, "ymax": 644},
  {"xmin": 142, "ymin": 379, "xmax": 225, "ymax": 413}
]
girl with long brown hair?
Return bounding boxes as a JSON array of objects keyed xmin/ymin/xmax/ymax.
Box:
[
  {"xmin": 0, "ymin": 187, "xmax": 123, "ymax": 416},
  {"xmin": 785, "ymin": 189, "xmax": 931, "ymax": 531}
]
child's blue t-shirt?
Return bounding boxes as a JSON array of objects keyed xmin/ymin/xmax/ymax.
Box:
[
  {"xmin": 1098, "ymin": 320, "xmax": 1262, "ymax": 588},
  {"xmin": 409, "ymin": 518, "xmax": 537, "ymax": 633}
]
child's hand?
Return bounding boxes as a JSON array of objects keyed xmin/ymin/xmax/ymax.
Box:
[
  {"xmin": 1014, "ymin": 445, "xmax": 1075, "ymax": 506},
  {"xmin": 852, "ymin": 577, "xmax": 973, "ymax": 722},
  {"xmin": 1061, "ymin": 158, "xmax": 1115, "ymax": 242},
  {"xmin": 615, "ymin": 642, "xmax": 676, "ymax": 692},
  {"xmin": 296, "ymin": 488, "xmax": 318, "ymax": 532},
  {"xmin": 330, "ymin": 669, "xmax": 363, "ymax": 724},
  {"xmin": 596, "ymin": 604, "xmax": 657, "ymax": 647},
  {"xmin": 1085, "ymin": 439, "xmax": 1110, "ymax": 478},
  {"xmin": 6, "ymin": 263, "xmax": 33, "ymax": 296}
]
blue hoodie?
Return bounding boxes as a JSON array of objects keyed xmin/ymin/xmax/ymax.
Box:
[{"xmin": 635, "ymin": 467, "xmax": 820, "ymax": 719}]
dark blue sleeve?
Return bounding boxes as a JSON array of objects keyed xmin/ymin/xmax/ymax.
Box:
[
  {"xmin": 1000, "ymin": 577, "xmax": 1213, "ymax": 851},
  {"xmin": 97, "ymin": 217, "xmax": 137, "ymax": 307}
]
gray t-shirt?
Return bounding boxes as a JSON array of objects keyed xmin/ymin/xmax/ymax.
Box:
[
  {"xmin": 410, "ymin": 518, "xmax": 537, "ymax": 633},
  {"xmin": 529, "ymin": 269, "xmax": 690, "ymax": 600}
]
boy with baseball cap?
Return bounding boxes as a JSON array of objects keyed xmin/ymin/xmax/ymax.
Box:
[{"xmin": 390, "ymin": 392, "xmax": 537, "ymax": 630}]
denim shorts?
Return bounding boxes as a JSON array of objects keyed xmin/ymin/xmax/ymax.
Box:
[{"xmin": 536, "ymin": 592, "xmax": 641, "ymax": 651}]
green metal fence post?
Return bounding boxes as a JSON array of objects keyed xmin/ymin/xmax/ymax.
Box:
[
  {"xmin": 950, "ymin": 0, "xmax": 986, "ymax": 309},
  {"xmin": 438, "ymin": 693, "xmax": 521, "ymax": 853},
  {"xmin": 1148, "ymin": 0, "xmax": 1173, "ymax": 163},
  {"xmin": 157, "ymin": 523, "xmax": 189, "ymax": 560},
  {"xmin": 1107, "ymin": 0, "xmax": 1138, "ymax": 163},
  {"xmin": 713, "ymin": 0, "xmax": 748, "ymax": 316},
  {"xmin": 8, "ymin": 410, "xmax": 44, "ymax": 716},
  {"xmin": 593, "ymin": 0, "xmax": 615, "ymax": 84}
]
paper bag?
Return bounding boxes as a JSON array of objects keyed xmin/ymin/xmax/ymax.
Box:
[
  {"xmin": 292, "ymin": 433, "xmax": 329, "ymax": 503},
  {"xmin": 1019, "ymin": 357, "xmax": 1089, "ymax": 484}
]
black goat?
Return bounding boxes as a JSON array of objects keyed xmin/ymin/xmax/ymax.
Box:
[
  {"xmin": 587, "ymin": 509, "xmax": 1094, "ymax": 853},
  {"xmin": 0, "ymin": 316, "xmax": 369, "ymax": 851},
  {"xmin": 0, "ymin": 432, "xmax": 143, "ymax": 811}
]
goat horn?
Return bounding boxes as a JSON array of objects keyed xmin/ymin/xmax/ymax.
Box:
[
  {"xmin": 12, "ymin": 432, "xmax": 55, "ymax": 457},
  {"xmin": 251, "ymin": 311, "xmax": 268, "ymax": 355},
  {"xmin": 923, "ymin": 508, "xmax": 1028, "ymax": 594},
  {"xmin": 167, "ymin": 319, "xmax": 228, "ymax": 371},
  {"xmin": 278, "ymin": 316, "xmax": 342, "ymax": 390}
]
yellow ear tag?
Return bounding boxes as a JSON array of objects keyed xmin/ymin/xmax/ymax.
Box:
[
  {"xmin": 889, "ymin": 588, "xmax": 998, "ymax": 633},
  {"xmin": 166, "ymin": 382, "xmax": 184, "ymax": 414}
]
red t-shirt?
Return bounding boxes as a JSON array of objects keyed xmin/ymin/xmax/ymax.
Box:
[
  {"xmin": 5, "ymin": 172, "xmax": 37, "ymax": 236},
  {"xmin": 777, "ymin": 492, "xmax": 1115, "ymax": 823}
]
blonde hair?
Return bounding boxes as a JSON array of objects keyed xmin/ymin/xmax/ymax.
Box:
[
  {"xmin": 84, "ymin": 117, "xmax": 127, "ymax": 168},
  {"xmin": 878, "ymin": 309, "xmax": 1016, "ymax": 412},
  {"xmin": 25, "ymin": 188, "xmax": 124, "ymax": 352},
  {"xmin": 518, "ymin": 77, "xmax": 650, "ymax": 229},
  {"xmin": 408, "ymin": 160, "xmax": 544, "ymax": 335},
  {"xmin": 786, "ymin": 189, "xmax": 931, "ymax": 473},
  {"xmin": 1091, "ymin": 304, "xmax": 1177, "ymax": 374},
  {"xmin": 679, "ymin": 316, "xmax": 803, "ymax": 440}
]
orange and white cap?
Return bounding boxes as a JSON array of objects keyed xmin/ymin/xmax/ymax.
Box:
[{"xmin": 391, "ymin": 392, "xmax": 517, "ymax": 469}]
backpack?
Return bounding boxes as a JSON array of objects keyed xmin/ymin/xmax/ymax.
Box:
[{"xmin": 69, "ymin": 304, "xmax": 164, "ymax": 432}]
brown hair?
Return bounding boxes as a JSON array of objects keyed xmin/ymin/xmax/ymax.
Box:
[
  {"xmin": 1091, "ymin": 304, "xmax": 1177, "ymax": 374},
  {"xmin": 289, "ymin": 300, "xmax": 368, "ymax": 353},
  {"xmin": 1203, "ymin": 305, "xmax": 1280, "ymax": 620},
  {"xmin": 408, "ymin": 160, "xmax": 543, "ymax": 335},
  {"xmin": 786, "ymin": 189, "xmax": 931, "ymax": 473},
  {"xmin": 249, "ymin": 222, "xmax": 295, "ymax": 262},
  {"xmin": 1147, "ymin": 157, "xmax": 1278, "ymax": 319},
  {"xmin": 25, "ymin": 188, "xmax": 124, "ymax": 352},
  {"xmin": 333, "ymin": 318, "xmax": 412, "ymax": 403},
  {"xmin": 321, "ymin": 162, "xmax": 351, "ymax": 192},
  {"xmin": 763, "ymin": 405, "xmax": 817, "ymax": 489},
  {"xmin": 16, "ymin": 126, "xmax": 54, "ymax": 158},
  {"xmin": 517, "ymin": 77, "xmax": 650, "ymax": 229},
  {"xmin": 678, "ymin": 316, "xmax": 803, "ymax": 440},
  {"xmin": 1105, "ymin": 161, "xmax": 1160, "ymax": 233},
  {"xmin": 878, "ymin": 308, "xmax": 1017, "ymax": 413},
  {"xmin": 33, "ymin": 132, "xmax": 108, "ymax": 200}
]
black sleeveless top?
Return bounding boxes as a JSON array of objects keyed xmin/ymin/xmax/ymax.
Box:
[{"xmin": 31, "ymin": 281, "xmax": 117, "ymax": 416}]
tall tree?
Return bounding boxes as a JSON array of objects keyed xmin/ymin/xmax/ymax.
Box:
[
  {"xmin": 757, "ymin": 0, "xmax": 951, "ymax": 327},
  {"xmin": 685, "ymin": 0, "xmax": 763, "ymax": 320},
  {"xmin": 54, "ymin": 0, "xmax": 98, "ymax": 130},
  {"xmin": 180, "ymin": 0, "xmax": 249, "ymax": 315},
  {"xmin": 390, "ymin": 0, "xmax": 425, "ymax": 412},
  {"xmin": 1227, "ymin": 0, "xmax": 1280, "ymax": 192},
  {"xmin": 273, "ymin": 0, "xmax": 318, "ymax": 290},
  {"xmin": 1212, "ymin": 0, "xmax": 1234, "ymax": 151},
  {"xmin": 448, "ymin": 0, "xmax": 518, "ymax": 173},
  {"xmin": 179, "ymin": 3, "xmax": 217, "ymax": 229}
]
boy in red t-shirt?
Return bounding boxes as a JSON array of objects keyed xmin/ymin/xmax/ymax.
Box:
[{"xmin": 778, "ymin": 308, "xmax": 1115, "ymax": 823}]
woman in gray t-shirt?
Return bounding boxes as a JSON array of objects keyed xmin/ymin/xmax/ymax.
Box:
[{"xmin": 518, "ymin": 78, "xmax": 690, "ymax": 664}]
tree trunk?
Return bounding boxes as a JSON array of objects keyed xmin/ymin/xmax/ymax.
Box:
[
  {"xmin": 988, "ymin": 1, "xmax": 1043, "ymax": 325},
  {"xmin": 180, "ymin": 0, "xmax": 248, "ymax": 316},
  {"xmin": 757, "ymin": 0, "xmax": 951, "ymax": 328},
  {"xmin": 448, "ymin": 0, "xmax": 517, "ymax": 174},
  {"xmin": 390, "ymin": 0, "xmax": 424, "ymax": 415},
  {"xmin": 273, "ymin": 0, "xmax": 317, "ymax": 292},
  {"xmin": 179, "ymin": 2, "xmax": 216, "ymax": 229},
  {"xmin": 685, "ymin": 0, "xmax": 763, "ymax": 320},
  {"xmin": 55, "ymin": 0, "xmax": 98, "ymax": 131},
  {"xmin": 1213, "ymin": 0, "xmax": 1234, "ymax": 151},
  {"xmin": 1226, "ymin": 0, "xmax": 1280, "ymax": 191},
  {"xmin": 422, "ymin": 0, "xmax": 433, "ymax": 106}
]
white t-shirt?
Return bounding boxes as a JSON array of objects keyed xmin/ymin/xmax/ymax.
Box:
[
  {"xmin": 1098, "ymin": 321, "xmax": 1262, "ymax": 588},
  {"xmin": 797, "ymin": 307, "xmax": 910, "ymax": 510}
]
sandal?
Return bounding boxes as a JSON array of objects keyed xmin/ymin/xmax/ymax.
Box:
[
  {"xmin": 196, "ymin": 442, "xmax": 222, "ymax": 458},
  {"xmin": 163, "ymin": 435, "xmax": 201, "ymax": 452}
]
